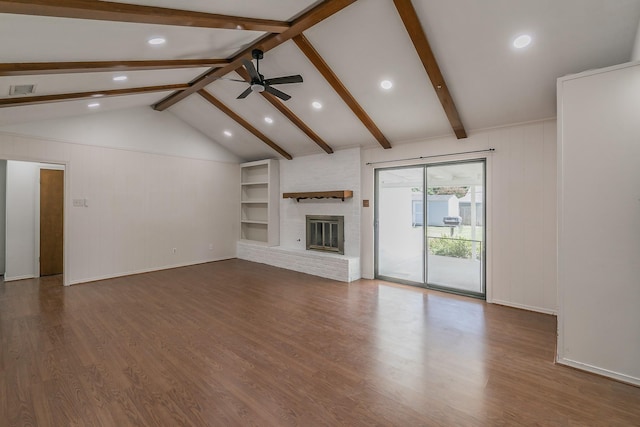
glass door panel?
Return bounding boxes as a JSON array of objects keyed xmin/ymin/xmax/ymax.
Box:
[
  {"xmin": 376, "ymin": 167, "xmax": 424, "ymax": 283},
  {"xmin": 426, "ymin": 161, "xmax": 485, "ymax": 295}
]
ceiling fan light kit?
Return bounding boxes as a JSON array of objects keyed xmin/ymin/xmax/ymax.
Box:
[{"xmin": 235, "ymin": 49, "xmax": 303, "ymax": 101}]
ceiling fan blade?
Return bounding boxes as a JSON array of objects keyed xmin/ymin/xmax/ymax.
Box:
[
  {"xmin": 242, "ymin": 58, "xmax": 260, "ymax": 82},
  {"xmin": 264, "ymin": 75, "xmax": 303, "ymax": 85},
  {"xmin": 215, "ymin": 77, "xmax": 247, "ymax": 83},
  {"xmin": 264, "ymin": 85, "xmax": 291, "ymax": 101},
  {"xmin": 237, "ymin": 86, "xmax": 253, "ymax": 99}
]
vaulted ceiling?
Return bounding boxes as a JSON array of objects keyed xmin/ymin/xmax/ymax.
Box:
[{"xmin": 1, "ymin": 0, "xmax": 639, "ymax": 161}]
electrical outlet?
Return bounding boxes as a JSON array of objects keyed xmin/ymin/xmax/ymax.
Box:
[
  {"xmin": 209, "ymin": 244, "xmax": 214, "ymax": 250},
  {"xmin": 172, "ymin": 248, "xmax": 177, "ymax": 254}
]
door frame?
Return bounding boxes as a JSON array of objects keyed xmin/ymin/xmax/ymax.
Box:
[
  {"xmin": 374, "ymin": 157, "xmax": 490, "ymax": 299},
  {"xmin": 2, "ymin": 155, "xmax": 70, "ymax": 286}
]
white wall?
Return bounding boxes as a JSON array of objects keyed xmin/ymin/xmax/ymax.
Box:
[
  {"xmin": 557, "ymin": 62, "xmax": 640, "ymax": 385},
  {"xmin": 5, "ymin": 161, "xmax": 39, "ymax": 280},
  {"xmin": 362, "ymin": 119, "xmax": 558, "ymax": 314},
  {"xmin": 0, "ymin": 107, "xmax": 240, "ymax": 285},
  {"xmin": 0, "ymin": 159, "xmax": 5, "ymax": 274},
  {"xmin": 279, "ymin": 147, "xmax": 361, "ymax": 257}
]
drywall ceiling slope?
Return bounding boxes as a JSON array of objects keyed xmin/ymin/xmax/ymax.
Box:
[
  {"xmin": 410, "ymin": 0, "xmax": 640, "ymax": 130},
  {"xmin": 0, "ymin": 106, "xmax": 240, "ymax": 163},
  {"xmin": 304, "ymin": 0, "xmax": 453, "ymax": 143}
]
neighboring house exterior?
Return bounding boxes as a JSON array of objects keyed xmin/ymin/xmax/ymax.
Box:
[
  {"xmin": 458, "ymin": 187, "xmax": 483, "ymax": 226},
  {"xmin": 412, "ymin": 193, "xmax": 460, "ymax": 226}
]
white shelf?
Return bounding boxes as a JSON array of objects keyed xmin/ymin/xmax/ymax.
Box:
[
  {"xmin": 240, "ymin": 222, "xmax": 268, "ymax": 242},
  {"xmin": 239, "ymin": 159, "xmax": 279, "ymax": 246},
  {"xmin": 241, "ymin": 219, "xmax": 268, "ymax": 225}
]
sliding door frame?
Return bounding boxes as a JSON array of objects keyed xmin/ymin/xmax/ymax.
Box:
[
  {"xmin": 374, "ymin": 158, "xmax": 488, "ymax": 299},
  {"xmin": 374, "ymin": 165, "xmax": 426, "ymax": 286}
]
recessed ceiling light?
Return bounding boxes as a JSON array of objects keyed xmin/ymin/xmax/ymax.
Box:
[
  {"xmin": 88, "ymin": 102, "xmax": 101, "ymax": 108},
  {"xmin": 223, "ymin": 130, "xmax": 232, "ymax": 137},
  {"xmin": 148, "ymin": 37, "xmax": 166, "ymax": 45},
  {"xmin": 380, "ymin": 80, "xmax": 393, "ymax": 90},
  {"xmin": 311, "ymin": 101, "xmax": 322, "ymax": 110},
  {"xmin": 264, "ymin": 117, "xmax": 274, "ymax": 124},
  {"xmin": 513, "ymin": 34, "xmax": 532, "ymax": 49},
  {"xmin": 112, "ymin": 75, "xmax": 128, "ymax": 82}
]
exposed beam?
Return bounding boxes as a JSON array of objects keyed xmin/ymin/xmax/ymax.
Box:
[
  {"xmin": 393, "ymin": 0, "xmax": 467, "ymax": 139},
  {"xmin": 197, "ymin": 89, "xmax": 292, "ymax": 160},
  {"xmin": 153, "ymin": 0, "xmax": 357, "ymax": 111},
  {"xmin": 0, "ymin": 0, "xmax": 290, "ymax": 33},
  {"xmin": 236, "ymin": 67, "xmax": 333, "ymax": 154},
  {"xmin": 0, "ymin": 59, "xmax": 229, "ymax": 77},
  {"xmin": 0, "ymin": 84, "xmax": 189, "ymax": 108},
  {"xmin": 293, "ymin": 34, "xmax": 392, "ymax": 149}
]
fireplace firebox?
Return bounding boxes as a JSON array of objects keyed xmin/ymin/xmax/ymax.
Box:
[{"xmin": 306, "ymin": 215, "xmax": 344, "ymax": 254}]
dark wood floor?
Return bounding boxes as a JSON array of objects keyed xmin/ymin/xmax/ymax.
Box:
[{"xmin": 1, "ymin": 260, "xmax": 639, "ymax": 426}]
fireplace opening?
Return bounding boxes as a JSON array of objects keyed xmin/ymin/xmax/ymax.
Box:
[{"xmin": 306, "ymin": 215, "xmax": 344, "ymax": 254}]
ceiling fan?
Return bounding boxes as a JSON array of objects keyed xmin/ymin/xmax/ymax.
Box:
[{"xmin": 234, "ymin": 49, "xmax": 303, "ymax": 101}]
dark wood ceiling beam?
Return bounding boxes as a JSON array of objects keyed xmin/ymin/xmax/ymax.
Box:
[
  {"xmin": 0, "ymin": 59, "xmax": 230, "ymax": 77},
  {"xmin": 0, "ymin": 0, "xmax": 290, "ymax": 33},
  {"xmin": 292, "ymin": 34, "xmax": 392, "ymax": 149},
  {"xmin": 153, "ymin": 0, "xmax": 357, "ymax": 111},
  {"xmin": 393, "ymin": 0, "xmax": 466, "ymax": 139},
  {"xmin": 0, "ymin": 84, "xmax": 188, "ymax": 108},
  {"xmin": 197, "ymin": 89, "xmax": 292, "ymax": 160},
  {"xmin": 236, "ymin": 67, "xmax": 333, "ymax": 154}
]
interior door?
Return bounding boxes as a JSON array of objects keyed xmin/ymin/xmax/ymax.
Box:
[{"xmin": 40, "ymin": 169, "xmax": 64, "ymax": 276}]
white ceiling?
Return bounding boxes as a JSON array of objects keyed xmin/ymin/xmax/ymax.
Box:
[{"xmin": 0, "ymin": 0, "xmax": 639, "ymax": 161}]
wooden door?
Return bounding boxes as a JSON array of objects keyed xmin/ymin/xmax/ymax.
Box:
[{"xmin": 40, "ymin": 169, "xmax": 63, "ymax": 276}]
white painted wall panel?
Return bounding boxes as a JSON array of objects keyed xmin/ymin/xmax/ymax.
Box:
[
  {"xmin": 632, "ymin": 21, "xmax": 640, "ymax": 61},
  {"xmin": 0, "ymin": 108, "xmax": 240, "ymax": 286},
  {"xmin": 362, "ymin": 120, "xmax": 557, "ymax": 314},
  {"xmin": 557, "ymin": 62, "xmax": 640, "ymax": 385},
  {"xmin": 5, "ymin": 161, "xmax": 38, "ymax": 280},
  {"xmin": 0, "ymin": 160, "xmax": 5, "ymax": 273}
]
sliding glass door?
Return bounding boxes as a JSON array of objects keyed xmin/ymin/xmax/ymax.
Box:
[
  {"xmin": 376, "ymin": 167, "xmax": 425, "ymax": 283},
  {"xmin": 375, "ymin": 160, "xmax": 485, "ymax": 298}
]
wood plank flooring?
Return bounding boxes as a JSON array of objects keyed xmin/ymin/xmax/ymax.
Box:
[{"xmin": 1, "ymin": 259, "xmax": 639, "ymax": 426}]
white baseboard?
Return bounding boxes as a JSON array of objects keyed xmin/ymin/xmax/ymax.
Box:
[
  {"xmin": 557, "ymin": 357, "xmax": 640, "ymax": 387},
  {"xmin": 4, "ymin": 274, "xmax": 36, "ymax": 282},
  {"xmin": 490, "ymin": 299, "xmax": 557, "ymax": 315},
  {"xmin": 67, "ymin": 256, "xmax": 235, "ymax": 286}
]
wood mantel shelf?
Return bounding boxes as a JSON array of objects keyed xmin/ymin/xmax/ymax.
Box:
[{"xmin": 283, "ymin": 190, "xmax": 353, "ymax": 202}]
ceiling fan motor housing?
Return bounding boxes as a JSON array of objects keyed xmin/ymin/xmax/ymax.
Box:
[
  {"xmin": 252, "ymin": 49, "xmax": 264, "ymax": 60},
  {"xmin": 237, "ymin": 49, "xmax": 301, "ymax": 101}
]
